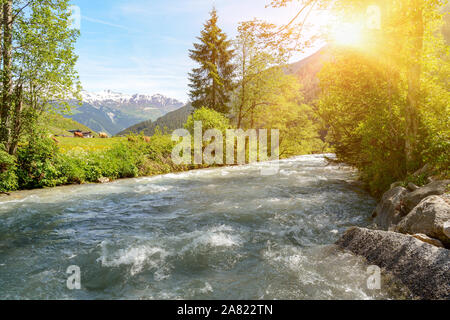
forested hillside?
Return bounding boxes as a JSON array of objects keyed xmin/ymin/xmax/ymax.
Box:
[
  {"xmin": 286, "ymin": 47, "xmax": 331, "ymax": 103},
  {"xmin": 64, "ymin": 101, "xmax": 143, "ymax": 135},
  {"xmin": 117, "ymin": 104, "xmax": 194, "ymax": 136}
]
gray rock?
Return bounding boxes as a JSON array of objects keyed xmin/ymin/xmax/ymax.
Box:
[
  {"xmin": 403, "ymin": 180, "xmax": 450, "ymax": 212},
  {"xmin": 407, "ymin": 182, "xmax": 419, "ymax": 192},
  {"xmin": 444, "ymin": 222, "xmax": 450, "ymax": 239},
  {"xmin": 97, "ymin": 177, "xmax": 110, "ymax": 184},
  {"xmin": 336, "ymin": 227, "xmax": 450, "ymax": 300},
  {"xmin": 412, "ymin": 234, "xmax": 444, "ymax": 248},
  {"xmin": 373, "ymin": 187, "xmax": 408, "ymax": 231},
  {"xmin": 396, "ymin": 196, "xmax": 450, "ymax": 247},
  {"xmin": 390, "ymin": 181, "xmax": 403, "ymax": 189}
]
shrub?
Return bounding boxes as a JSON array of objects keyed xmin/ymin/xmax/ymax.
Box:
[
  {"xmin": 0, "ymin": 144, "xmax": 18, "ymax": 192},
  {"xmin": 16, "ymin": 137, "xmax": 66, "ymax": 189},
  {"xmin": 58, "ymin": 155, "xmax": 87, "ymax": 184},
  {"xmin": 184, "ymin": 107, "xmax": 230, "ymax": 134}
]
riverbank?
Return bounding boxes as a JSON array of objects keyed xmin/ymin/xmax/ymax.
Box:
[
  {"xmin": 335, "ymin": 168, "xmax": 450, "ymax": 300},
  {"xmin": 0, "ymin": 133, "xmax": 194, "ymax": 194}
]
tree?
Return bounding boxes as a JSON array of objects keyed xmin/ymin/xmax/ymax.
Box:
[
  {"xmin": 188, "ymin": 8, "xmax": 235, "ymax": 114},
  {"xmin": 266, "ymin": 0, "xmax": 447, "ymax": 172},
  {"xmin": 232, "ymin": 20, "xmax": 283, "ymax": 128},
  {"xmin": 317, "ymin": 49, "xmax": 407, "ymax": 195},
  {"xmin": 315, "ymin": 1, "xmax": 449, "ymax": 195},
  {"xmin": 0, "ymin": 0, "xmax": 80, "ymax": 155},
  {"xmin": 231, "ymin": 19, "xmax": 325, "ymax": 157}
]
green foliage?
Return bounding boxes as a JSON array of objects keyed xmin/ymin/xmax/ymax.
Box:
[
  {"xmin": 0, "ymin": 0, "xmax": 80, "ymax": 155},
  {"xmin": 403, "ymin": 173, "xmax": 430, "ymax": 188},
  {"xmin": 318, "ymin": 49, "xmax": 408, "ymax": 196},
  {"xmin": 58, "ymin": 156, "xmax": 87, "ymax": 184},
  {"xmin": 231, "ymin": 21, "xmax": 327, "ymax": 158},
  {"xmin": 184, "ymin": 107, "xmax": 231, "ymax": 134},
  {"xmin": 41, "ymin": 112, "xmax": 94, "ymax": 137},
  {"xmin": 118, "ymin": 105, "xmax": 194, "ymax": 137},
  {"xmin": 318, "ymin": 31, "xmax": 449, "ymax": 196},
  {"xmin": 0, "ymin": 144, "xmax": 18, "ymax": 192},
  {"xmin": 16, "ymin": 137, "xmax": 66, "ymax": 189},
  {"xmin": 188, "ymin": 8, "xmax": 236, "ymax": 113},
  {"xmin": 0, "ymin": 130, "xmax": 181, "ymax": 192}
]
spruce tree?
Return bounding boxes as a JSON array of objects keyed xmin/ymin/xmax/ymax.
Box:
[{"xmin": 188, "ymin": 8, "xmax": 235, "ymax": 114}]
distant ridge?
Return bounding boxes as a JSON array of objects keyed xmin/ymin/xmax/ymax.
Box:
[
  {"xmin": 117, "ymin": 104, "xmax": 194, "ymax": 136},
  {"xmin": 286, "ymin": 46, "xmax": 330, "ymax": 103},
  {"xmin": 62, "ymin": 91, "xmax": 185, "ymax": 135}
]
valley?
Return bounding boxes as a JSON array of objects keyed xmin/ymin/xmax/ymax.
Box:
[{"xmin": 63, "ymin": 90, "xmax": 185, "ymax": 135}]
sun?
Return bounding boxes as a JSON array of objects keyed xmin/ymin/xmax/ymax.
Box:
[{"xmin": 330, "ymin": 22, "xmax": 364, "ymax": 46}]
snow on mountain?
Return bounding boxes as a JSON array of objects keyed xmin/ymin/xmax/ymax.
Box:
[
  {"xmin": 81, "ymin": 90, "xmax": 184, "ymax": 109},
  {"xmin": 64, "ymin": 90, "xmax": 186, "ymax": 135}
]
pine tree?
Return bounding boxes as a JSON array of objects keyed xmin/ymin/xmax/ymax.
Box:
[{"xmin": 188, "ymin": 8, "xmax": 235, "ymax": 114}]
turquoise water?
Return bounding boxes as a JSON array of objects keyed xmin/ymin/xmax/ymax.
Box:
[{"xmin": 0, "ymin": 155, "xmax": 401, "ymax": 299}]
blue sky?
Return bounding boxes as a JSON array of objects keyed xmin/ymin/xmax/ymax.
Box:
[{"xmin": 72, "ymin": 0, "xmax": 325, "ymax": 102}]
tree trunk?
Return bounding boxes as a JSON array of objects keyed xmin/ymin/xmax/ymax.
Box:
[
  {"xmin": 0, "ymin": 5, "xmax": 3, "ymax": 72},
  {"xmin": 238, "ymin": 43, "xmax": 247, "ymax": 129},
  {"xmin": 0, "ymin": 0, "xmax": 13, "ymax": 150},
  {"xmin": 405, "ymin": 0, "xmax": 424, "ymax": 172},
  {"xmin": 8, "ymin": 85, "xmax": 23, "ymax": 155}
]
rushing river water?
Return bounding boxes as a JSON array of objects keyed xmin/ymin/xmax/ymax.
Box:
[{"xmin": 0, "ymin": 155, "xmax": 405, "ymax": 300}]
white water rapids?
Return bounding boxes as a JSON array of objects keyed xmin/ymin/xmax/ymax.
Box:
[{"xmin": 0, "ymin": 155, "xmax": 407, "ymax": 299}]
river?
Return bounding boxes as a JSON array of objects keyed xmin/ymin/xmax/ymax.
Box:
[{"xmin": 0, "ymin": 154, "xmax": 405, "ymax": 299}]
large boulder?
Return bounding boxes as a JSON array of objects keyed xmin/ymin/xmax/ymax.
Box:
[
  {"xmin": 336, "ymin": 227, "xmax": 450, "ymax": 300},
  {"xmin": 403, "ymin": 180, "xmax": 450, "ymax": 212},
  {"xmin": 373, "ymin": 187, "xmax": 409, "ymax": 231},
  {"xmin": 396, "ymin": 196, "xmax": 450, "ymax": 247},
  {"xmin": 412, "ymin": 234, "xmax": 444, "ymax": 248},
  {"xmin": 444, "ymin": 222, "xmax": 450, "ymax": 239}
]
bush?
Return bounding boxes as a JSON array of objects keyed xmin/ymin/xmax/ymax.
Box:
[
  {"xmin": 16, "ymin": 137, "xmax": 66, "ymax": 189},
  {"xmin": 184, "ymin": 107, "xmax": 230, "ymax": 134},
  {"xmin": 0, "ymin": 144, "xmax": 18, "ymax": 192},
  {"xmin": 58, "ymin": 155, "xmax": 87, "ymax": 184}
]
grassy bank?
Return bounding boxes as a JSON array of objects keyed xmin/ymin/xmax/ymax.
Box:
[
  {"xmin": 0, "ymin": 132, "xmax": 189, "ymax": 193},
  {"xmin": 58, "ymin": 137, "xmax": 126, "ymax": 153}
]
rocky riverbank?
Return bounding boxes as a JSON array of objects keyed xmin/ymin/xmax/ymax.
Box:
[{"xmin": 336, "ymin": 174, "xmax": 450, "ymax": 300}]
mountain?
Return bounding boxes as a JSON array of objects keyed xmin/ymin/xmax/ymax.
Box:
[
  {"xmin": 286, "ymin": 46, "xmax": 330, "ymax": 103},
  {"xmin": 63, "ymin": 102, "xmax": 143, "ymax": 135},
  {"xmin": 117, "ymin": 104, "xmax": 194, "ymax": 136},
  {"xmin": 81, "ymin": 90, "xmax": 184, "ymax": 119},
  {"xmin": 62, "ymin": 91, "xmax": 185, "ymax": 135}
]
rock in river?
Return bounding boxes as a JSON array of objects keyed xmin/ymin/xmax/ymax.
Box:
[
  {"xmin": 403, "ymin": 180, "xmax": 450, "ymax": 212},
  {"xmin": 396, "ymin": 196, "xmax": 450, "ymax": 247},
  {"xmin": 373, "ymin": 187, "xmax": 408, "ymax": 231},
  {"xmin": 336, "ymin": 227, "xmax": 450, "ymax": 300}
]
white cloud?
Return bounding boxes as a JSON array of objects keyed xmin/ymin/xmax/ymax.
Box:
[{"xmin": 82, "ymin": 15, "xmax": 137, "ymax": 32}]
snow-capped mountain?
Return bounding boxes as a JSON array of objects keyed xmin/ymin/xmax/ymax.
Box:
[
  {"xmin": 63, "ymin": 90, "xmax": 185, "ymax": 135},
  {"xmin": 81, "ymin": 90, "xmax": 184, "ymax": 110}
]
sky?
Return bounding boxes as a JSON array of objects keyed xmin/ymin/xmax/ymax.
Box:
[{"xmin": 72, "ymin": 0, "xmax": 327, "ymax": 102}]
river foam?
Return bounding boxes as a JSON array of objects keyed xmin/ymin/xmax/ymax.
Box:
[{"xmin": 0, "ymin": 155, "xmax": 407, "ymax": 300}]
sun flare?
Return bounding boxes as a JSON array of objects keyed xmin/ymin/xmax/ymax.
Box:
[{"xmin": 331, "ymin": 22, "xmax": 364, "ymax": 46}]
